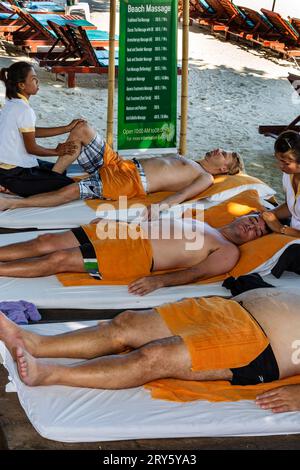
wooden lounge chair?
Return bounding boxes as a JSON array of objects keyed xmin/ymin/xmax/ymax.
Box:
[
  {"xmin": 259, "ymin": 73, "xmax": 300, "ymax": 137},
  {"xmin": 258, "ymin": 9, "xmax": 300, "ymax": 58},
  {"xmin": 12, "ymin": 7, "xmax": 92, "ymax": 51},
  {"xmin": 217, "ymin": 0, "xmax": 255, "ymax": 29},
  {"xmin": 261, "ymin": 9, "xmax": 300, "ymax": 44},
  {"xmin": 50, "ymin": 25, "xmax": 119, "ymax": 87},
  {"xmin": 178, "ymin": 0, "xmax": 218, "ymax": 22},
  {"xmin": 36, "ymin": 19, "xmax": 111, "ymax": 64},
  {"xmin": 237, "ymin": 6, "xmax": 277, "ymax": 40},
  {"xmin": 9, "ymin": 0, "xmax": 65, "ymax": 14}
]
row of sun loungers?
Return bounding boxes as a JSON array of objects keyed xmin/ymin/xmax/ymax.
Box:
[
  {"xmin": 180, "ymin": 0, "xmax": 300, "ymax": 60},
  {"xmin": 0, "ymin": 1, "xmax": 119, "ymax": 87}
]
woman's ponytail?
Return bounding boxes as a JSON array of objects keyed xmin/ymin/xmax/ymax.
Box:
[{"xmin": 0, "ymin": 62, "xmax": 33, "ymax": 99}]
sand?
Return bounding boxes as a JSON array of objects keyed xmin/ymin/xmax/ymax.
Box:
[{"xmin": 1, "ymin": 3, "xmax": 300, "ymax": 200}]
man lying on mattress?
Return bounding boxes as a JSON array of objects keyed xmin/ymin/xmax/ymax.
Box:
[
  {"xmin": 0, "ymin": 122, "xmax": 243, "ymax": 214},
  {"xmin": 0, "ymin": 214, "xmax": 268, "ymax": 294},
  {"xmin": 0, "ymin": 288, "xmax": 299, "ymax": 413}
]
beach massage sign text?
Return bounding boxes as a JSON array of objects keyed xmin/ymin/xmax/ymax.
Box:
[{"xmin": 118, "ymin": 0, "xmax": 178, "ymax": 153}]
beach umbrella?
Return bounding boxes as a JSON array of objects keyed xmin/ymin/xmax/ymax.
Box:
[{"xmin": 272, "ymin": 0, "xmax": 276, "ymax": 11}]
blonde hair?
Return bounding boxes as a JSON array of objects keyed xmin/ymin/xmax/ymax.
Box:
[{"xmin": 228, "ymin": 152, "xmax": 245, "ymax": 175}]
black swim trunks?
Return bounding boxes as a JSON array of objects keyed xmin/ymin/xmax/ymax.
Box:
[
  {"xmin": 230, "ymin": 343, "xmax": 280, "ymax": 386},
  {"xmin": 71, "ymin": 226, "xmax": 101, "ymax": 279}
]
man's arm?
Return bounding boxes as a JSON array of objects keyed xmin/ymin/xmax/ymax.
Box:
[
  {"xmin": 22, "ymin": 132, "xmax": 78, "ymax": 157},
  {"xmin": 147, "ymin": 174, "xmax": 213, "ymax": 219},
  {"xmin": 159, "ymin": 174, "xmax": 213, "ymax": 207},
  {"xmin": 35, "ymin": 119, "xmax": 86, "ymax": 138},
  {"xmin": 128, "ymin": 244, "xmax": 240, "ymax": 295}
]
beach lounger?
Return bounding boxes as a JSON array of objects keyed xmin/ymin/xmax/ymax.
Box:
[
  {"xmin": 1, "ymin": 301, "xmax": 300, "ymax": 443},
  {"xmin": 258, "ymin": 9, "xmax": 300, "ymax": 58},
  {"xmin": 0, "ymin": 228, "xmax": 298, "ymax": 309},
  {"xmin": 11, "ymin": 7, "xmax": 95, "ymax": 51},
  {"xmin": 214, "ymin": 0, "xmax": 254, "ymax": 31},
  {"xmin": 49, "ymin": 25, "xmax": 119, "ymax": 87},
  {"xmin": 9, "ymin": 0, "xmax": 65, "ymax": 14},
  {"xmin": 0, "ymin": 174, "xmax": 275, "ymax": 229}
]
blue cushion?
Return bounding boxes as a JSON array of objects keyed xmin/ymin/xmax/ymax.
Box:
[{"xmin": 198, "ymin": 0, "xmax": 215, "ymax": 14}]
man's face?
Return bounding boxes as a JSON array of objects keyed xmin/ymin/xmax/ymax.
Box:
[
  {"xmin": 231, "ymin": 214, "xmax": 269, "ymax": 244},
  {"xmin": 275, "ymin": 151, "xmax": 300, "ymax": 174},
  {"xmin": 205, "ymin": 149, "xmax": 234, "ymax": 175}
]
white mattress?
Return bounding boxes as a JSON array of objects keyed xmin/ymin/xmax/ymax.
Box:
[
  {"xmin": 1, "ymin": 320, "xmax": 300, "ymax": 442},
  {"xmin": 0, "ymin": 230, "xmax": 299, "ymax": 309},
  {"xmin": 0, "ymin": 185, "xmax": 275, "ymax": 229}
]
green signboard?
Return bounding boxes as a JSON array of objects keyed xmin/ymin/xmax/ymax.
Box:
[{"xmin": 118, "ymin": 0, "xmax": 178, "ymax": 153}]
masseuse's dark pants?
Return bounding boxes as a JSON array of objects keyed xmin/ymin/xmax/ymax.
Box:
[{"xmin": 0, "ymin": 160, "xmax": 73, "ymax": 197}]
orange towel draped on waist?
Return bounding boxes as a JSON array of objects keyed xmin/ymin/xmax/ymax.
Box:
[
  {"xmin": 156, "ymin": 297, "xmax": 269, "ymax": 371},
  {"xmin": 100, "ymin": 144, "xmax": 146, "ymax": 200},
  {"xmin": 80, "ymin": 222, "xmax": 153, "ymax": 282},
  {"xmin": 145, "ymin": 296, "xmax": 300, "ymax": 403}
]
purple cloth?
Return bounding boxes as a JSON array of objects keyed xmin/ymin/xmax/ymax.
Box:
[{"xmin": 0, "ymin": 300, "xmax": 41, "ymax": 325}]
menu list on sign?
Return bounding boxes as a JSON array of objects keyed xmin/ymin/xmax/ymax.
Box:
[{"xmin": 118, "ymin": 0, "xmax": 177, "ymax": 151}]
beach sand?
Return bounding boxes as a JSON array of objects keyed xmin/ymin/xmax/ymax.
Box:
[{"xmin": 1, "ymin": 6, "xmax": 300, "ymax": 200}]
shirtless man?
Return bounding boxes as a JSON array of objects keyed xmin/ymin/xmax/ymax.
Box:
[
  {"xmin": 0, "ymin": 122, "xmax": 243, "ymax": 212},
  {"xmin": 0, "ymin": 213, "xmax": 267, "ymax": 294},
  {"xmin": 0, "ymin": 288, "xmax": 299, "ymax": 415}
]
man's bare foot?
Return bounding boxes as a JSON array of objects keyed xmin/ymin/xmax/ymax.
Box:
[
  {"xmin": 262, "ymin": 212, "xmax": 283, "ymax": 234},
  {"xmin": 256, "ymin": 385, "xmax": 300, "ymax": 413},
  {"xmin": 16, "ymin": 347, "xmax": 50, "ymax": 386},
  {"xmin": 0, "ymin": 198, "xmax": 17, "ymax": 211},
  {"xmin": 0, "ymin": 311, "xmax": 39, "ymax": 358}
]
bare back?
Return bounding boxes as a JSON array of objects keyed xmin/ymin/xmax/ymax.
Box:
[
  {"xmin": 141, "ymin": 219, "xmax": 235, "ymax": 271},
  {"xmin": 234, "ymin": 289, "xmax": 300, "ymax": 379},
  {"xmin": 140, "ymin": 155, "xmax": 211, "ymax": 193}
]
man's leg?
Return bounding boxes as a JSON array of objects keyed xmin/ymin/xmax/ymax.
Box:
[
  {"xmin": 0, "ymin": 231, "xmax": 79, "ymax": 262},
  {"xmin": 0, "ymin": 245, "xmax": 84, "ymax": 277},
  {"xmin": 16, "ymin": 335, "xmax": 232, "ymax": 388},
  {"xmin": 0, "ymin": 309, "xmax": 172, "ymax": 359},
  {"xmin": 52, "ymin": 122, "xmax": 97, "ymax": 174}
]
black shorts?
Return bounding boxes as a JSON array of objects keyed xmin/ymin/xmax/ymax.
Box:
[
  {"xmin": 71, "ymin": 226, "xmax": 101, "ymax": 280},
  {"xmin": 230, "ymin": 344, "xmax": 280, "ymax": 386},
  {"xmin": 0, "ymin": 159, "xmax": 73, "ymax": 197}
]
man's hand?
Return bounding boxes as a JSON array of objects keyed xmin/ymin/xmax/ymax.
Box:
[
  {"xmin": 142, "ymin": 204, "xmax": 161, "ymax": 221},
  {"xmin": 256, "ymin": 385, "xmax": 300, "ymax": 413},
  {"xmin": 66, "ymin": 119, "xmax": 87, "ymax": 133},
  {"xmin": 128, "ymin": 276, "xmax": 162, "ymax": 296},
  {"xmin": 56, "ymin": 141, "xmax": 78, "ymax": 156}
]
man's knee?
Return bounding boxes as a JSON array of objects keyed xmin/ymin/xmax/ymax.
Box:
[
  {"xmin": 113, "ymin": 309, "xmax": 155, "ymax": 330},
  {"xmin": 36, "ymin": 233, "xmax": 58, "ymax": 254},
  {"xmin": 70, "ymin": 122, "xmax": 95, "ymax": 143},
  {"xmin": 137, "ymin": 342, "xmax": 166, "ymax": 370},
  {"xmin": 47, "ymin": 249, "xmax": 72, "ymax": 269}
]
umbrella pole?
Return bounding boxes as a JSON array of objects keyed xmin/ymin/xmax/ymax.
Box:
[{"xmin": 272, "ymin": 0, "xmax": 276, "ymax": 11}]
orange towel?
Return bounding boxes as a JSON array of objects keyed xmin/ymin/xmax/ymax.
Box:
[
  {"xmin": 145, "ymin": 375, "xmax": 300, "ymax": 403},
  {"xmin": 79, "ymin": 222, "xmax": 153, "ymax": 282},
  {"xmin": 144, "ymin": 296, "xmax": 300, "ymax": 403},
  {"xmin": 99, "ymin": 144, "xmax": 146, "ymax": 200},
  {"xmin": 156, "ymin": 297, "xmax": 269, "ymax": 371}
]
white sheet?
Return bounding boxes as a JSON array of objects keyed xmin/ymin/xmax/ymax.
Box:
[
  {"xmin": 0, "ymin": 230, "xmax": 299, "ymax": 309},
  {"xmin": 0, "ymin": 181, "xmax": 275, "ymax": 229},
  {"xmin": 1, "ymin": 320, "xmax": 300, "ymax": 442}
]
